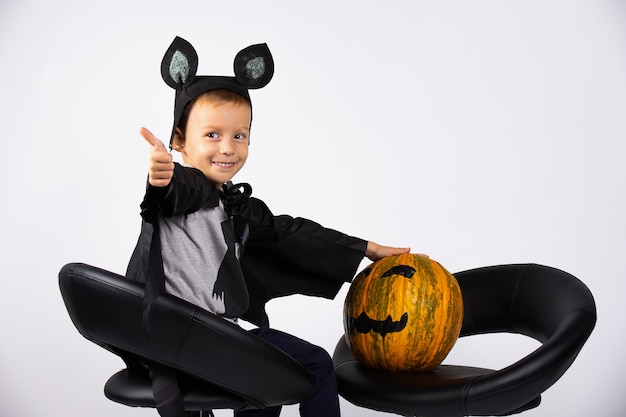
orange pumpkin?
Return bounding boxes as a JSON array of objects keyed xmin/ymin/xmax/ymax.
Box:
[{"xmin": 343, "ymin": 254, "xmax": 463, "ymax": 371}]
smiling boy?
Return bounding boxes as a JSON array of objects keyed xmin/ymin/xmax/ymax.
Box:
[{"xmin": 127, "ymin": 37, "xmax": 409, "ymax": 417}]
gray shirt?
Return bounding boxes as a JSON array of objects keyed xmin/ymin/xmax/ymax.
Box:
[{"xmin": 159, "ymin": 201, "xmax": 234, "ymax": 316}]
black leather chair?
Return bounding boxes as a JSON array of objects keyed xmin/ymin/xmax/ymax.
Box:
[
  {"xmin": 333, "ymin": 263, "xmax": 596, "ymax": 416},
  {"xmin": 59, "ymin": 263, "xmax": 315, "ymax": 416}
]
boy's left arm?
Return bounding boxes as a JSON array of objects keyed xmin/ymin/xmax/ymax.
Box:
[{"xmin": 241, "ymin": 200, "xmax": 409, "ymax": 297}]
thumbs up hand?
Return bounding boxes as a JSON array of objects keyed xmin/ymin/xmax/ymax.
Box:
[{"xmin": 140, "ymin": 127, "xmax": 174, "ymax": 187}]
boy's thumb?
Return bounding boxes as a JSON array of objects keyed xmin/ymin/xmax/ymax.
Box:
[{"xmin": 140, "ymin": 127, "xmax": 167, "ymax": 152}]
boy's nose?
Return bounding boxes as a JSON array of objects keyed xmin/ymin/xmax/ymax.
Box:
[{"xmin": 220, "ymin": 138, "xmax": 235, "ymax": 154}]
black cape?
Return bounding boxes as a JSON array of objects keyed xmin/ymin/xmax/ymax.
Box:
[{"xmin": 126, "ymin": 163, "xmax": 367, "ymax": 328}]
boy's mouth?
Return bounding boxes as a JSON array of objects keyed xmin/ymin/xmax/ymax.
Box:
[{"xmin": 212, "ymin": 161, "xmax": 236, "ymax": 168}]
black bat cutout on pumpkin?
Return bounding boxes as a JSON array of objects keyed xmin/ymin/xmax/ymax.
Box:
[
  {"xmin": 347, "ymin": 311, "xmax": 409, "ymax": 338},
  {"xmin": 381, "ymin": 265, "xmax": 416, "ymax": 279},
  {"xmin": 346, "ymin": 264, "xmax": 416, "ymax": 337}
]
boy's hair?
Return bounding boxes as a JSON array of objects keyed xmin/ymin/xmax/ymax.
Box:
[{"xmin": 177, "ymin": 89, "xmax": 252, "ymax": 134}]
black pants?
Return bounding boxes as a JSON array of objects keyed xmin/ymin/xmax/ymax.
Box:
[{"xmin": 234, "ymin": 328, "xmax": 340, "ymax": 417}]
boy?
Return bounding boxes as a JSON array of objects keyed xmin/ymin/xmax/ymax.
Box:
[{"xmin": 127, "ymin": 37, "xmax": 409, "ymax": 417}]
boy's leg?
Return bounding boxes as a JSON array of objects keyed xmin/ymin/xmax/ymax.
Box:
[{"xmin": 234, "ymin": 328, "xmax": 340, "ymax": 417}]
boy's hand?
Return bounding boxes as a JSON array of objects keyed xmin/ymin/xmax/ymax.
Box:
[
  {"xmin": 140, "ymin": 127, "xmax": 174, "ymax": 187},
  {"xmin": 365, "ymin": 241, "xmax": 415, "ymax": 261}
]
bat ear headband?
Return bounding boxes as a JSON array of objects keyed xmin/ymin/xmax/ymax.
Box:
[{"xmin": 160, "ymin": 36, "xmax": 274, "ymax": 148}]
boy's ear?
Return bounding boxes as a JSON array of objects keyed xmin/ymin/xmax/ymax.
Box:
[
  {"xmin": 171, "ymin": 128, "xmax": 185, "ymax": 151},
  {"xmin": 233, "ymin": 44, "xmax": 274, "ymax": 89}
]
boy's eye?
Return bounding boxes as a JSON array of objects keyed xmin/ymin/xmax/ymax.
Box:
[
  {"xmin": 206, "ymin": 132, "xmax": 219, "ymax": 139},
  {"xmin": 234, "ymin": 133, "xmax": 247, "ymax": 140}
]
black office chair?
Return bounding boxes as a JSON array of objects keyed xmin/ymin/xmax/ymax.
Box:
[
  {"xmin": 333, "ymin": 263, "xmax": 596, "ymax": 416},
  {"xmin": 59, "ymin": 262, "xmax": 315, "ymax": 416}
]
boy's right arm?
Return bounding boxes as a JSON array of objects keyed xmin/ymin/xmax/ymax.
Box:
[{"xmin": 139, "ymin": 127, "xmax": 217, "ymax": 218}]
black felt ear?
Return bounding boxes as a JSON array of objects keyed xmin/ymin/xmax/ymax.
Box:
[
  {"xmin": 161, "ymin": 36, "xmax": 199, "ymax": 89},
  {"xmin": 233, "ymin": 44, "xmax": 274, "ymax": 89}
]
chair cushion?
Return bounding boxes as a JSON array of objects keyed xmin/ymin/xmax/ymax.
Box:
[{"xmin": 333, "ymin": 337, "xmax": 541, "ymax": 416}]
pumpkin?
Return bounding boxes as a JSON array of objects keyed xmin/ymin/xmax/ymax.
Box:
[{"xmin": 343, "ymin": 254, "xmax": 463, "ymax": 371}]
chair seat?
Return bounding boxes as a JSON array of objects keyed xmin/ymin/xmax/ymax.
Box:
[
  {"xmin": 333, "ymin": 263, "xmax": 595, "ymax": 417},
  {"xmin": 58, "ymin": 262, "xmax": 316, "ymax": 414},
  {"xmin": 333, "ymin": 337, "xmax": 540, "ymax": 417},
  {"xmin": 104, "ymin": 368, "xmax": 246, "ymax": 411}
]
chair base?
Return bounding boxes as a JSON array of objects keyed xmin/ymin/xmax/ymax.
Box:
[
  {"xmin": 186, "ymin": 412, "xmax": 214, "ymax": 417},
  {"xmin": 104, "ymin": 368, "xmax": 246, "ymax": 412}
]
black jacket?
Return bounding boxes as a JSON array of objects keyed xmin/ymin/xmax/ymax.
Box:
[{"xmin": 126, "ymin": 163, "xmax": 367, "ymax": 327}]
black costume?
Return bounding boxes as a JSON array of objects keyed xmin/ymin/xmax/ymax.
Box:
[{"xmin": 126, "ymin": 163, "xmax": 368, "ymax": 328}]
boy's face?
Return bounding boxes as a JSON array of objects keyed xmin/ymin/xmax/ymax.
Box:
[{"xmin": 174, "ymin": 100, "xmax": 251, "ymax": 188}]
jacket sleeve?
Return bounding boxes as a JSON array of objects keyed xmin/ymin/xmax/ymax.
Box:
[
  {"xmin": 140, "ymin": 163, "xmax": 219, "ymax": 221},
  {"xmin": 238, "ymin": 197, "xmax": 368, "ymax": 326}
]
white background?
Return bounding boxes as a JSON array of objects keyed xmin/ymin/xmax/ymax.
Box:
[{"xmin": 1, "ymin": 1, "xmax": 624, "ymax": 416}]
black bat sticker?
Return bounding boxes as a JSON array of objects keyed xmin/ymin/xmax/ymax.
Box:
[
  {"xmin": 381, "ymin": 265, "xmax": 416, "ymax": 279},
  {"xmin": 347, "ymin": 311, "xmax": 409, "ymax": 338}
]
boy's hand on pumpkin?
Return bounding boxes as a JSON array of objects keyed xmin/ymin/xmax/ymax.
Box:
[
  {"xmin": 365, "ymin": 242, "xmax": 413, "ymax": 261},
  {"xmin": 140, "ymin": 127, "xmax": 174, "ymax": 188}
]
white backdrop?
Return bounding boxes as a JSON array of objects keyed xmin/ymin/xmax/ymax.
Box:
[{"xmin": 1, "ymin": 1, "xmax": 624, "ymax": 416}]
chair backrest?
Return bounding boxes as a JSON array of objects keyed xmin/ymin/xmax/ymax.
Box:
[
  {"xmin": 454, "ymin": 263, "xmax": 597, "ymax": 416},
  {"xmin": 59, "ymin": 262, "xmax": 315, "ymax": 409}
]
